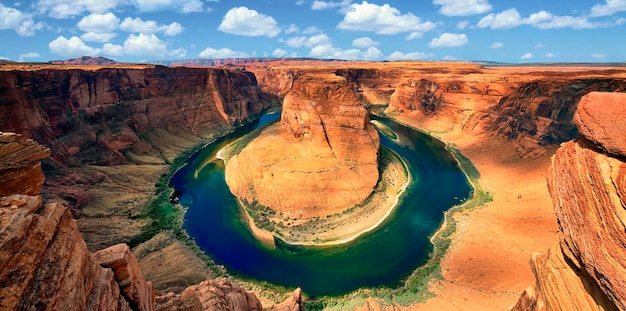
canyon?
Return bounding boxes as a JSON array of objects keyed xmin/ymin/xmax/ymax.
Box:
[{"xmin": 1, "ymin": 60, "xmax": 626, "ymax": 310}]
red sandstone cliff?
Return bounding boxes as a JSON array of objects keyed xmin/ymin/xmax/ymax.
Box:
[
  {"xmin": 225, "ymin": 72, "xmax": 380, "ymax": 217},
  {"xmin": 511, "ymin": 92, "xmax": 626, "ymax": 311},
  {"xmin": 0, "ymin": 65, "xmax": 274, "ymax": 166}
]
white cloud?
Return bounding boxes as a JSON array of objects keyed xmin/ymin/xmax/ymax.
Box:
[
  {"xmin": 545, "ymin": 53, "xmax": 555, "ymax": 58},
  {"xmin": 490, "ymin": 42, "xmax": 503, "ymax": 48},
  {"xmin": 18, "ymin": 52, "xmax": 40, "ymax": 62},
  {"xmin": 520, "ymin": 52, "xmax": 533, "ymax": 60},
  {"xmin": 119, "ymin": 17, "xmax": 183, "ymax": 36},
  {"xmin": 285, "ymin": 34, "xmax": 331, "ymax": 48},
  {"xmin": 433, "ymin": 0, "xmax": 492, "ymax": 16},
  {"xmin": 337, "ymin": 1, "xmax": 437, "ymax": 35},
  {"xmin": 592, "ymin": 53, "xmax": 607, "ymax": 59},
  {"xmin": 405, "ymin": 32, "xmax": 423, "ymax": 40},
  {"xmin": 478, "ymin": 8, "xmax": 626, "ymax": 30},
  {"xmin": 123, "ymin": 33, "xmax": 167, "ymax": 56},
  {"xmin": 428, "ymin": 33, "xmax": 468, "ymax": 47},
  {"xmin": 131, "ymin": 0, "xmax": 205, "ymax": 13},
  {"xmin": 81, "ymin": 32, "xmax": 117, "ymax": 43},
  {"xmin": 0, "ymin": 4, "xmax": 43, "ymax": 36},
  {"xmin": 285, "ymin": 24, "xmax": 299, "ymax": 34},
  {"xmin": 49, "ymin": 36, "xmax": 101, "ymax": 56},
  {"xmin": 477, "ymin": 8, "xmax": 524, "ymax": 29},
  {"xmin": 591, "ymin": 0, "xmax": 626, "ymax": 17},
  {"xmin": 37, "ymin": 0, "xmax": 122, "ymax": 18},
  {"xmin": 77, "ymin": 13, "xmax": 119, "ymax": 33},
  {"xmin": 218, "ymin": 7, "xmax": 281, "ymax": 37},
  {"xmin": 388, "ymin": 51, "xmax": 434, "ymax": 60},
  {"xmin": 102, "ymin": 43, "xmax": 123, "ymax": 56},
  {"xmin": 199, "ymin": 47, "xmax": 249, "ymax": 58},
  {"xmin": 309, "ymin": 44, "xmax": 383, "ymax": 60},
  {"xmin": 534, "ymin": 43, "xmax": 545, "ymax": 48},
  {"xmin": 272, "ymin": 48, "xmax": 288, "ymax": 57},
  {"xmin": 311, "ymin": 0, "xmax": 351, "ymax": 10},
  {"xmin": 168, "ymin": 48, "xmax": 187, "ymax": 58},
  {"xmin": 303, "ymin": 26, "xmax": 322, "ymax": 34},
  {"xmin": 352, "ymin": 37, "xmax": 379, "ymax": 48},
  {"xmin": 457, "ymin": 20, "xmax": 469, "ymax": 29}
]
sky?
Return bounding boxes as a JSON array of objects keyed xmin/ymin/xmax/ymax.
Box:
[{"xmin": 0, "ymin": 0, "xmax": 625, "ymax": 63}]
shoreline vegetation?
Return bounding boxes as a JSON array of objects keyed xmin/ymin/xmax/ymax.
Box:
[
  {"xmin": 231, "ymin": 146, "xmax": 410, "ymax": 248},
  {"xmin": 133, "ymin": 107, "xmax": 490, "ymax": 309}
]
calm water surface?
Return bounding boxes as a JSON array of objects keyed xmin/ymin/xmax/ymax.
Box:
[{"xmin": 170, "ymin": 112, "xmax": 472, "ymax": 297}]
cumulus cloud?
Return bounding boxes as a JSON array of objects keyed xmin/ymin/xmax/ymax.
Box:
[
  {"xmin": 49, "ymin": 36, "xmax": 100, "ymax": 56},
  {"xmin": 520, "ymin": 52, "xmax": 533, "ymax": 60},
  {"xmin": 592, "ymin": 53, "xmax": 607, "ymax": 59},
  {"xmin": 285, "ymin": 24, "xmax": 299, "ymax": 34},
  {"xmin": 456, "ymin": 20, "xmax": 470, "ymax": 29},
  {"xmin": 81, "ymin": 32, "xmax": 117, "ymax": 43},
  {"xmin": 272, "ymin": 48, "xmax": 288, "ymax": 57},
  {"xmin": 337, "ymin": 1, "xmax": 437, "ymax": 35},
  {"xmin": 284, "ymin": 34, "xmax": 331, "ymax": 48},
  {"xmin": 37, "ymin": 0, "xmax": 122, "ymax": 18},
  {"xmin": 77, "ymin": 13, "xmax": 119, "ymax": 33},
  {"xmin": 428, "ymin": 33, "xmax": 468, "ymax": 47},
  {"xmin": 120, "ymin": 17, "xmax": 184, "ymax": 36},
  {"xmin": 405, "ymin": 32, "xmax": 423, "ymax": 40},
  {"xmin": 218, "ymin": 7, "xmax": 281, "ymax": 37},
  {"xmin": 545, "ymin": 53, "xmax": 555, "ymax": 58},
  {"xmin": 123, "ymin": 33, "xmax": 167, "ymax": 56},
  {"xmin": 433, "ymin": 0, "xmax": 492, "ymax": 16},
  {"xmin": 591, "ymin": 0, "xmax": 626, "ymax": 17},
  {"xmin": 490, "ymin": 42, "xmax": 503, "ymax": 48},
  {"xmin": 311, "ymin": 0, "xmax": 351, "ymax": 10},
  {"xmin": 198, "ymin": 47, "xmax": 249, "ymax": 58},
  {"xmin": 478, "ymin": 8, "xmax": 626, "ymax": 29},
  {"xmin": 102, "ymin": 43, "xmax": 123, "ymax": 56},
  {"xmin": 388, "ymin": 51, "xmax": 434, "ymax": 60},
  {"xmin": 168, "ymin": 48, "xmax": 187, "ymax": 58},
  {"xmin": 352, "ymin": 37, "xmax": 379, "ymax": 48},
  {"xmin": 309, "ymin": 44, "xmax": 383, "ymax": 60},
  {"xmin": 18, "ymin": 52, "xmax": 40, "ymax": 62},
  {"xmin": 0, "ymin": 4, "xmax": 44, "ymax": 36}
]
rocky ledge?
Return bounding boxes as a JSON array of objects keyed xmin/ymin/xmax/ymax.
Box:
[
  {"xmin": 511, "ymin": 92, "xmax": 626, "ymax": 311},
  {"xmin": 225, "ymin": 72, "xmax": 380, "ymax": 219}
]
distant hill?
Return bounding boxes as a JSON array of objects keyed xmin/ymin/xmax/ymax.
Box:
[{"xmin": 49, "ymin": 56, "xmax": 118, "ymax": 65}]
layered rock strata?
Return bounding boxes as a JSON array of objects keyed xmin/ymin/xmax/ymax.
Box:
[
  {"xmin": 0, "ymin": 132, "xmax": 304, "ymax": 311},
  {"xmin": 225, "ymin": 72, "xmax": 379, "ymax": 218},
  {"xmin": 511, "ymin": 92, "xmax": 626, "ymax": 311}
]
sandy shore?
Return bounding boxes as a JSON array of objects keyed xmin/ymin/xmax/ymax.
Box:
[
  {"xmin": 239, "ymin": 147, "xmax": 410, "ymax": 247},
  {"xmin": 351, "ymin": 111, "xmax": 560, "ymax": 311}
]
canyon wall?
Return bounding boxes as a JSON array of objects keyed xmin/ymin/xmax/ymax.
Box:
[
  {"xmin": 0, "ymin": 132, "xmax": 302, "ymax": 311},
  {"xmin": 511, "ymin": 92, "xmax": 626, "ymax": 311},
  {"xmin": 0, "ymin": 65, "xmax": 274, "ymax": 166},
  {"xmin": 246, "ymin": 62, "xmax": 626, "ymax": 158}
]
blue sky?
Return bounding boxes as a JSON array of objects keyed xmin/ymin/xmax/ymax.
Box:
[{"xmin": 0, "ymin": 0, "xmax": 625, "ymax": 63}]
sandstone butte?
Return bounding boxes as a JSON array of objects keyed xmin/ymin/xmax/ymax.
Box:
[
  {"xmin": 225, "ymin": 72, "xmax": 380, "ymax": 218},
  {"xmin": 2, "ymin": 60, "xmax": 626, "ymax": 310}
]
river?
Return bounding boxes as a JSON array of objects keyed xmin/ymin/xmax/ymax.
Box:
[{"xmin": 170, "ymin": 111, "xmax": 472, "ymax": 297}]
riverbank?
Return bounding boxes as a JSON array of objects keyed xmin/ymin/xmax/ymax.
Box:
[
  {"xmin": 343, "ymin": 111, "xmax": 559, "ymax": 310},
  {"xmin": 238, "ymin": 146, "xmax": 410, "ymax": 247}
]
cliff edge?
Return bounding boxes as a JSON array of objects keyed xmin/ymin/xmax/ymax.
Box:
[{"xmin": 511, "ymin": 92, "xmax": 626, "ymax": 311}]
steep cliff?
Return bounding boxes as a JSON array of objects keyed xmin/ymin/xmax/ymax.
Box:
[
  {"xmin": 511, "ymin": 92, "xmax": 626, "ymax": 311},
  {"xmin": 225, "ymin": 72, "xmax": 380, "ymax": 218},
  {"xmin": 0, "ymin": 65, "xmax": 274, "ymax": 166},
  {"xmin": 0, "ymin": 132, "xmax": 303, "ymax": 311}
]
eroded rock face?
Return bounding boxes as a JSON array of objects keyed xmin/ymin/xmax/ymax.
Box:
[
  {"xmin": 0, "ymin": 132, "xmax": 50, "ymax": 197},
  {"xmin": 512, "ymin": 92, "xmax": 626, "ymax": 311},
  {"xmin": 155, "ymin": 278, "xmax": 263, "ymax": 311},
  {"xmin": 225, "ymin": 73, "xmax": 379, "ymax": 218}
]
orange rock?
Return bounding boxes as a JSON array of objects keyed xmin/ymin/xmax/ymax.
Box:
[
  {"xmin": 225, "ymin": 73, "xmax": 379, "ymax": 218},
  {"xmin": 574, "ymin": 91, "xmax": 626, "ymax": 158}
]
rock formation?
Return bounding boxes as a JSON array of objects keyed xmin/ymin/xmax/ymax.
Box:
[
  {"xmin": 0, "ymin": 132, "xmax": 304, "ymax": 311},
  {"xmin": 225, "ymin": 72, "xmax": 380, "ymax": 218},
  {"xmin": 511, "ymin": 92, "xmax": 626, "ymax": 311}
]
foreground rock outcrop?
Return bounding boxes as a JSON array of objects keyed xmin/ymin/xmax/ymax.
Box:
[
  {"xmin": 511, "ymin": 92, "xmax": 626, "ymax": 311},
  {"xmin": 225, "ymin": 72, "xmax": 380, "ymax": 217},
  {"xmin": 0, "ymin": 132, "xmax": 304, "ymax": 311}
]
